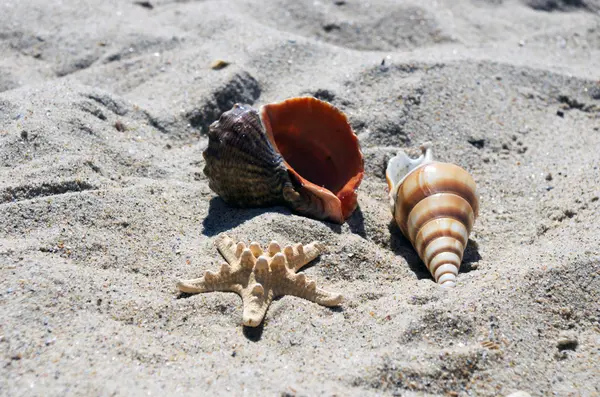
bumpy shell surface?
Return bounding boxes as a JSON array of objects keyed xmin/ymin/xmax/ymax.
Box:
[
  {"xmin": 203, "ymin": 104, "xmax": 292, "ymax": 207},
  {"xmin": 203, "ymin": 97, "xmax": 364, "ymax": 223},
  {"xmin": 386, "ymin": 143, "xmax": 479, "ymax": 287}
]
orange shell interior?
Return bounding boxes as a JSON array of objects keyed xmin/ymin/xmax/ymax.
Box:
[{"xmin": 260, "ymin": 97, "xmax": 364, "ymax": 222}]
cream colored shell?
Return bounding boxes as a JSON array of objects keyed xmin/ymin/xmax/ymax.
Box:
[
  {"xmin": 177, "ymin": 233, "xmax": 342, "ymax": 327},
  {"xmin": 386, "ymin": 143, "xmax": 479, "ymax": 287}
]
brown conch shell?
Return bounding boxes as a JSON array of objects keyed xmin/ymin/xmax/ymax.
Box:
[
  {"xmin": 386, "ymin": 143, "xmax": 479, "ymax": 288},
  {"xmin": 203, "ymin": 97, "xmax": 364, "ymax": 223}
]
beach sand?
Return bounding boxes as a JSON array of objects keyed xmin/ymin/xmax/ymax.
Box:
[{"xmin": 1, "ymin": 0, "xmax": 599, "ymax": 396}]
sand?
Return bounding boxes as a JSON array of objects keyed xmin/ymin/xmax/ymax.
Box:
[{"xmin": 1, "ymin": 0, "xmax": 599, "ymax": 396}]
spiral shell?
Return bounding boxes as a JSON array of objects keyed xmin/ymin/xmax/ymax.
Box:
[
  {"xmin": 203, "ymin": 97, "xmax": 364, "ymax": 224},
  {"xmin": 386, "ymin": 143, "xmax": 479, "ymax": 287}
]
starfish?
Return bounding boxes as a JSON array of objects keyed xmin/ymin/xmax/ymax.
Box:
[{"xmin": 176, "ymin": 233, "xmax": 343, "ymax": 327}]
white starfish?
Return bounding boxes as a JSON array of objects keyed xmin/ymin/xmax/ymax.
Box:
[{"xmin": 177, "ymin": 233, "xmax": 343, "ymax": 327}]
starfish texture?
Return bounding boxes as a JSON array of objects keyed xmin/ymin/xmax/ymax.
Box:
[{"xmin": 177, "ymin": 233, "xmax": 343, "ymax": 327}]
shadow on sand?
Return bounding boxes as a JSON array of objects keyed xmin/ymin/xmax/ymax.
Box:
[
  {"xmin": 202, "ymin": 197, "xmax": 369, "ymax": 236},
  {"xmin": 201, "ymin": 197, "xmax": 291, "ymax": 236},
  {"xmin": 346, "ymin": 205, "xmax": 366, "ymax": 238},
  {"xmin": 388, "ymin": 221, "xmax": 481, "ymax": 281},
  {"xmin": 243, "ymin": 322, "xmax": 264, "ymax": 342}
]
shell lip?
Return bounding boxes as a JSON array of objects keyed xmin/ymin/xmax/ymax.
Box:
[
  {"xmin": 386, "ymin": 142, "xmax": 434, "ymax": 216},
  {"xmin": 260, "ymin": 96, "xmax": 364, "ymax": 223}
]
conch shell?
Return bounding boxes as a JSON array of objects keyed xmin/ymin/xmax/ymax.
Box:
[
  {"xmin": 386, "ymin": 143, "xmax": 479, "ymax": 287},
  {"xmin": 203, "ymin": 97, "xmax": 364, "ymax": 224}
]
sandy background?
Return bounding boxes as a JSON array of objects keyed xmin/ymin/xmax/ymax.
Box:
[{"xmin": 1, "ymin": 0, "xmax": 599, "ymax": 396}]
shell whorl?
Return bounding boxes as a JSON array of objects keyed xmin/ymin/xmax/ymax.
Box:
[
  {"xmin": 203, "ymin": 104, "xmax": 293, "ymax": 207},
  {"xmin": 386, "ymin": 144, "xmax": 479, "ymax": 287}
]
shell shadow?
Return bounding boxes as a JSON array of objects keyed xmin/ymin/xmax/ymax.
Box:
[
  {"xmin": 461, "ymin": 238, "xmax": 481, "ymax": 273},
  {"xmin": 202, "ymin": 197, "xmax": 345, "ymax": 236},
  {"xmin": 388, "ymin": 221, "xmax": 431, "ymax": 280},
  {"xmin": 346, "ymin": 206, "xmax": 366, "ymax": 238},
  {"xmin": 388, "ymin": 221, "xmax": 481, "ymax": 280},
  {"xmin": 202, "ymin": 197, "xmax": 292, "ymax": 236}
]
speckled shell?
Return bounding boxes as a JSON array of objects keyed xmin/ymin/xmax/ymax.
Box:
[
  {"xmin": 386, "ymin": 144, "xmax": 479, "ymax": 287},
  {"xmin": 203, "ymin": 97, "xmax": 364, "ymax": 223}
]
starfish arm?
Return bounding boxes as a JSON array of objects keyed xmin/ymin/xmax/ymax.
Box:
[
  {"xmin": 282, "ymin": 241, "xmax": 325, "ymax": 272},
  {"xmin": 176, "ymin": 236, "xmax": 337, "ymax": 326},
  {"xmin": 214, "ymin": 233, "xmax": 239, "ymax": 265},
  {"xmin": 275, "ymin": 273, "xmax": 343, "ymax": 307},
  {"xmin": 240, "ymin": 284, "xmax": 274, "ymax": 327},
  {"xmin": 287, "ymin": 284, "xmax": 343, "ymax": 306},
  {"xmin": 177, "ymin": 262, "xmax": 243, "ymax": 294},
  {"xmin": 177, "ymin": 277, "xmax": 210, "ymax": 293},
  {"xmin": 312, "ymin": 288, "xmax": 344, "ymax": 306}
]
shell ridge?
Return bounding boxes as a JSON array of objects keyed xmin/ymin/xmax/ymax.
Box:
[
  {"xmin": 407, "ymin": 192, "xmax": 475, "ymax": 242},
  {"xmin": 433, "ymin": 264, "xmax": 459, "ymax": 284},
  {"xmin": 422, "ymin": 236, "xmax": 465, "ymax": 265},
  {"xmin": 210, "ymin": 107, "xmax": 280, "ymax": 167},
  {"xmin": 405, "ymin": 188, "xmax": 478, "ymax": 224},
  {"xmin": 411, "ymin": 213, "xmax": 469, "ymax": 243},
  {"xmin": 397, "ymin": 163, "xmax": 478, "ymax": 229},
  {"xmin": 228, "ymin": 118, "xmax": 282, "ymax": 167},
  {"xmin": 428, "ymin": 251, "xmax": 461, "ymax": 275},
  {"xmin": 414, "ymin": 217, "xmax": 469, "ymax": 255}
]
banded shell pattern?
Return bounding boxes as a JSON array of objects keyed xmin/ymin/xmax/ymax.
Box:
[
  {"xmin": 386, "ymin": 143, "xmax": 479, "ymax": 287},
  {"xmin": 203, "ymin": 97, "xmax": 364, "ymax": 224}
]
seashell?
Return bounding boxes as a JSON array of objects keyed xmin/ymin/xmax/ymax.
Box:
[
  {"xmin": 385, "ymin": 142, "xmax": 479, "ymax": 288},
  {"xmin": 202, "ymin": 97, "xmax": 364, "ymax": 224}
]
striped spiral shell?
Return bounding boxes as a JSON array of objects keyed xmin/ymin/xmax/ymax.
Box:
[{"xmin": 386, "ymin": 143, "xmax": 479, "ymax": 288}]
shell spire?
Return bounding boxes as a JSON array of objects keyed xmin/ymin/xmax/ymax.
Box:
[
  {"xmin": 386, "ymin": 143, "xmax": 479, "ymax": 287},
  {"xmin": 202, "ymin": 97, "xmax": 364, "ymax": 224}
]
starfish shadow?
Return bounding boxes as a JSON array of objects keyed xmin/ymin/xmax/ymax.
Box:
[
  {"xmin": 176, "ymin": 292, "xmax": 195, "ymax": 299},
  {"xmin": 177, "ymin": 290, "xmax": 266, "ymax": 339},
  {"xmin": 243, "ymin": 323, "xmax": 264, "ymax": 341},
  {"xmin": 388, "ymin": 221, "xmax": 481, "ymax": 281}
]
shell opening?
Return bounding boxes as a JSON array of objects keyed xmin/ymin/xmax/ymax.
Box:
[
  {"xmin": 260, "ymin": 97, "xmax": 364, "ymax": 221},
  {"xmin": 385, "ymin": 142, "xmax": 434, "ymax": 215}
]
